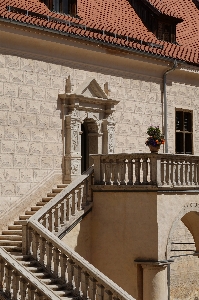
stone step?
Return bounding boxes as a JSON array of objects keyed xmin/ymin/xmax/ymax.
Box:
[
  {"xmin": 25, "ymin": 211, "xmax": 36, "ymax": 215},
  {"xmin": 8, "ymin": 225, "xmax": 22, "ymax": 230},
  {"xmin": 47, "ymin": 193, "xmax": 58, "ymax": 197},
  {"xmin": 0, "ymin": 235, "xmax": 22, "ymax": 241},
  {"xmin": 2, "ymin": 246, "xmax": 22, "ymax": 252},
  {"xmin": 19, "ymin": 215, "xmax": 31, "ymax": 220},
  {"xmin": 52, "ymin": 188, "xmax": 64, "ymax": 193},
  {"xmin": 42, "ymin": 197, "xmax": 53, "ymax": 202},
  {"xmin": 0, "ymin": 240, "xmax": 22, "ymax": 246},
  {"xmin": 30, "ymin": 206, "xmax": 43, "ymax": 211},
  {"xmin": 2, "ymin": 230, "xmax": 22, "ymax": 235},
  {"xmin": 36, "ymin": 202, "xmax": 46, "ymax": 206},
  {"xmin": 57, "ymin": 184, "xmax": 68, "ymax": 188}
]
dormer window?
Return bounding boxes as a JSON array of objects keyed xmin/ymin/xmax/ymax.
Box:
[
  {"xmin": 41, "ymin": 0, "xmax": 77, "ymax": 15},
  {"xmin": 129, "ymin": 0, "xmax": 182, "ymax": 43}
]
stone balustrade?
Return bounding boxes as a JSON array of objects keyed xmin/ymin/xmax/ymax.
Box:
[
  {"xmin": 27, "ymin": 220, "xmax": 135, "ymax": 300},
  {"xmin": 0, "ymin": 247, "xmax": 61, "ymax": 300},
  {"xmin": 92, "ymin": 153, "xmax": 199, "ymax": 189},
  {"xmin": 31, "ymin": 166, "xmax": 94, "ymax": 234},
  {"xmin": 24, "ymin": 165, "xmax": 135, "ymax": 300}
]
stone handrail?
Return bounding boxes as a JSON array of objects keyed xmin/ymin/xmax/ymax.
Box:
[
  {"xmin": 0, "ymin": 247, "xmax": 62, "ymax": 300},
  {"xmin": 30, "ymin": 166, "xmax": 94, "ymax": 233},
  {"xmin": 92, "ymin": 153, "xmax": 199, "ymax": 188},
  {"xmin": 24, "ymin": 165, "xmax": 135, "ymax": 300}
]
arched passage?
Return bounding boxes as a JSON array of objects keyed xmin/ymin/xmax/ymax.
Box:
[{"xmin": 167, "ymin": 204, "xmax": 199, "ymax": 299}]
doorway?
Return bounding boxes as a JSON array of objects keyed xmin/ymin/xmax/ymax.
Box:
[{"xmin": 81, "ymin": 118, "xmax": 98, "ymax": 173}]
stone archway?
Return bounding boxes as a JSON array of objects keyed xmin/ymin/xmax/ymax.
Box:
[
  {"xmin": 59, "ymin": 77, "xmax": 119, "ymax": 183},
  {"xmin": 167, "ymin": 203, "xmax": 199, "ymax": 299}
]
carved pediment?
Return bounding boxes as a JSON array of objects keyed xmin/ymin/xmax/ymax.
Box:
[{"xmin": 74, "ymin": 78, "xmax": 108, "ymax": 99}]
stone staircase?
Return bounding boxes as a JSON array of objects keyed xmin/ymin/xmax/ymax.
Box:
[
  {"xmin": 0, "ymin": 167, "xmax": 135, "ymax": 300},
  {"xmin": 0, "ymin": 184, "xmax": 67, "ymax": 253}
]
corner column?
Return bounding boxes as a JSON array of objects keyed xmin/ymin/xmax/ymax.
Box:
[{"xmin": 136, "ymin": 261, "xmax": 171, "ymax": 300}]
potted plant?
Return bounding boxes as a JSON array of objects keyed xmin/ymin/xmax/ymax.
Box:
[{"xmin": 145, "ymin": 125, "xmax": 165, "ymax": 153}]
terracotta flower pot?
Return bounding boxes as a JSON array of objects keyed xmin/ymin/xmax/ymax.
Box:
[{"xmin": 149, "ymin": 144, "xmax": 160, "ymax": 153}]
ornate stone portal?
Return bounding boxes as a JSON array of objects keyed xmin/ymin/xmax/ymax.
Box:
[{"xmin": 59, "ymin": 77, "xmax": 119, "ymax": 183}]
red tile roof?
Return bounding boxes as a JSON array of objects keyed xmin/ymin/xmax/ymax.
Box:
[{"xmin": 0, "ymin": 0, "xmax": 199, "ymax": 65}]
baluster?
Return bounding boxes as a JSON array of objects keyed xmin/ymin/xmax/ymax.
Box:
[
  {"xmin": 119, "ymin": 159, "xmax": 126, "ymax": 185},
  {"xmin": 127, "ymin": 158, "xmax": 133, "ymax": 185},
  {"xmin": 78, "ymin": 185, "xmax": 84, "ymax": 210},
  {"xmin": 27, "ymin": 226, "xmax": 33, "ymax": 256},
  {"xmin": 96, "ymin": 284, "xmax": 104, "ymax": 300},
  {"xmin": 12, "ymin": 271, "xmax": 19, "ymax": 300},
  {"xmin": 197, "ymin": 159, "xmax": 199, "ymax": 186},
  {"xmin": 60, "ymin": 253, "xmax": 67, "ymax": 281},
  {"xmin": 0, "ymin": 258, "xmax": 5, "ymax": 290},
  {"xmin": 54, "ymin": 203, "xmax": 61, "ymax": 232},
  {"xmin": 53, "ymin": 248, "xmax": 60, "ymax": 278},
  {"xmin": 104, "ymin": 290, "xmax": 113, "ymax": 300},
  {"xmin": 175, "ymin": 160, "xmax": 179, "ymax": 186},
  {"xmin": 82, "ymin": 181, "xmax": 87, "ymax": 208},
  {"xmin": 135, "ymin": 158, "xmax": 141, "ymax": 185},
  {"xmin": 89, "ymin": 277, "xmax": 97, "ymax": 300},
  {"xmin": 112, "ymin": 158, "xmax": 118, "ymax": 185},
  {"xmin": 169, "ymin": 158, "xmax": 174, "ymax": 186},
  {"xmin": 81, "ymin": 272, "xmax": 89, "ymax": 299},
  {"xmin": 74, "ymin": 265, "xmax": 82, "ymax": 295},
  {"xmin": 32, "ymin": 230, "xmax": 39, "ymax": 261},
  {"xmin": 105, "ymin": 162, "xmax": 111, "ymax": 185},
  {"xmin": 39, "ymin": 236, "xmax": 46, "ymax": 266},
  {"xmin": 179, "ymin": 160, "xmax": 184, "ymax": 186},
  {"xmin": 27, "ymin": 283, "xmax": 35, "ymax": 300},
  {"xmin": 61, "ymin": 198, "xmax": 67, "ymax": 225},
  {"xmin": 5, "ymin": 264, "xmax": 12, "ymax": 297},
  {"xmin": 189, "ymin": 159, "xmax": 193, "ymax": 185},
  {"xmin": 101, "ymin": 159, "xmax": 105, "ymax": 185},
  {"xmin": 193, "ymin": 159, "xmax": 197, "ymax": 185},
  {"xmin": 20, "ymin": 278, "xmax": 27, "ymax": 300},
  {"xmin": 48, "ymin": 210, "xmax": 53, "ymax": 232},
  {"xmin": 165, "ymin": 159, "xmax": 170, "ymax": 185},
  {"xmin": 87, "ymin": 175, "xmax": 92, "ymax": 202},
  {"xmin": 183, "ymin": 160, "xmax": 187, "ymax": 185},
  {"xmin": 161, "ymin": 159, "xmax": 166, "ymax": 185},
  {"xmin": 35, "ymin": 291, "xmax": 45, "ymax": 300},
  {"xmin": 72, "ymin": 190, "xmax": 79, "ymax": 215},
  {"xmin": 67, "ymin": 194, "xmax": 72, "ymax": 221},
  {"xmin": 46, "ymin": 241, "xmax": 53, "ymax": 272},
  {"xmin": 67, "ymin": 259, "xmax": 75, "ymax": 289},
  {"xmin": 41, "ymin": 215, "xmax": 46, "ymax": 228},
  {"xmin": 142, "ymin": 158, "xmax": 148, "ymax": 184}
]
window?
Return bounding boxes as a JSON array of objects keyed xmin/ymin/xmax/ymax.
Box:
[
  {"xmin": 41, "ymin": 0, "xmax": 77, "ymax": 15},
  {"xmin": 175, "ymin": 110, "xmax": 193, "ymax": 154}
]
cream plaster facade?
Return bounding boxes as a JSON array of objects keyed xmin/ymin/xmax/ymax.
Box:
[{"xmin": 1, "ymin": 21, "xmax": 199, "ymax": 299}]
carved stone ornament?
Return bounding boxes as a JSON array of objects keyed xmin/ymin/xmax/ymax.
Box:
[{"xmin": 59, "ymin": 77, "xmax": 119, "ymax": 183}]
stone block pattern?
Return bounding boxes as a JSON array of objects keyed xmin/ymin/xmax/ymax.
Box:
[{"xmin": 1, "ymin": 53, "xmax": 199, "ymax": 215}]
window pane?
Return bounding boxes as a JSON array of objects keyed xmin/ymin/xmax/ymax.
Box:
[
  {"xmin": 184, "ymin": 112, "xmax": 192, "ymax": 132},
  {"xmin": 176, "ymin": 132, "xmax": 184, "ymax": 153},
  {"xmin": 185, "ymin": 133, "xmax": 192, "ymax": 154},
  {"xmin": 176, "ymin": 111, "xmax": 183, "ymax": 131}
]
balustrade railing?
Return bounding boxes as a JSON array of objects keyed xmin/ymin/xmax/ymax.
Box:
[
  {"xmin": 0, "ymin": 247, "xmax": 61, "ymax": 300},
  {"xmin": 24, "ymin": 166, "xmax": 135, "ymax": 300},
  {"xmin": 92, "ymin": 153, "xmax": 199, "ymax": 188},
  {"xmin": 27, "ymin": 221, "xmax": 135, "ymax": 300},
  {"xmin": 31, "ymin": 166, "xmax": 93, "ymax": 233}
]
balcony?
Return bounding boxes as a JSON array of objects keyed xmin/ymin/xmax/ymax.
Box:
[{"xmin": 92, "ymin": 153, "xmax": 199, "ymax": 190}]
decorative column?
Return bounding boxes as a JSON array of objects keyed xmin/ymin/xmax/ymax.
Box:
[
  {"xmin": 136, "ymin": 261, "xmax": 171, "ymax": 300},
  {"xmin": 64, "ymin": 111, "xmax": 82, "ymax": 183},
  {"xmin": 102, "ymin": 117, "xmax": 116, "ymax": 154}
]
